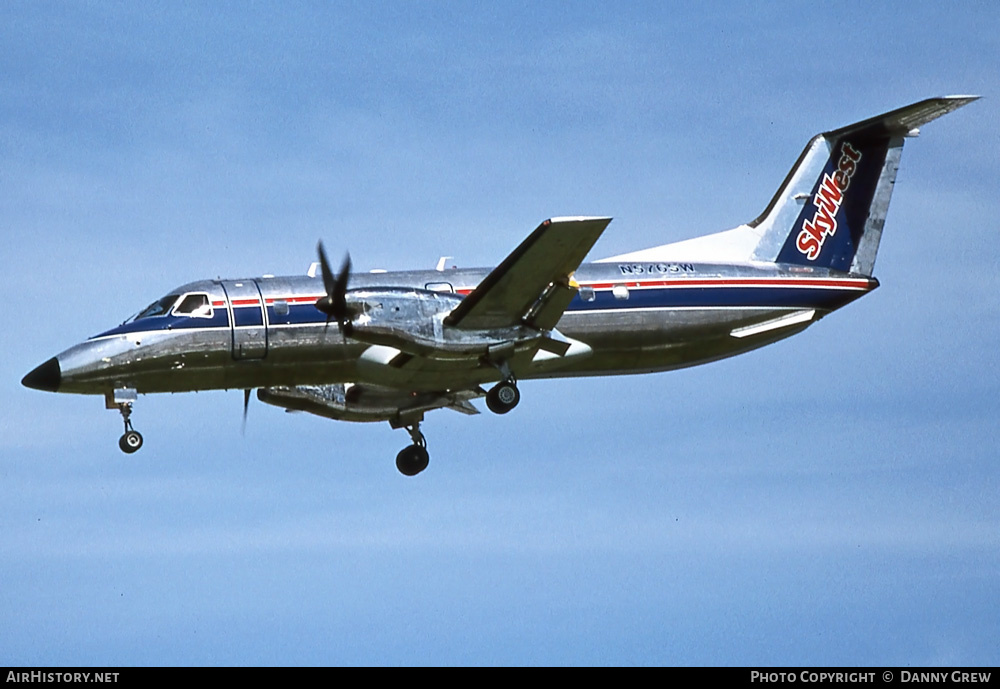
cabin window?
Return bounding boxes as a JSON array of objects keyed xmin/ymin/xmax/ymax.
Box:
[
  {"xmin": 612, "ymin": 285, "xmax": 630, "ymax": 300},
  {"xmin": 173, "ymin": 293, "xmax": 213, "ymax": 318},
  {"xmin": 273, "ymin": 300, "xmax": 289, "ymax": 316},
  {"xmin": 425, "ymin": 282, "xmax": 454, "ymax": 293},
  {"xmin": 579, "ymin": 286, "xmax": 596, "ymax": 302}
]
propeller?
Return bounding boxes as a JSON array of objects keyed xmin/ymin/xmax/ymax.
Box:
[
  {"xmin": 315, "ymin": 241, "xmax": 353, "ymax": 335},
  {"xmin": 242, "ymin": 388, "xmax": 251, "ymax": 436}
]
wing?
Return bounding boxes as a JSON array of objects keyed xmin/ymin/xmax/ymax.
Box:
[
  {"xmin": 444, "ymin": 216, "xmax": 612, "ymax": 330},
  {"xmin": 257, "ymin": 383, "xmax": 483, "ymax": 428}
]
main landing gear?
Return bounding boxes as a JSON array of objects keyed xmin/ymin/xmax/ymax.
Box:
[
  {"xmin": 483, "ymin": 357, "xmax": 520, "ymax": 415},
  {"xmin": 391, "ymin": 376, "xmax": 519, "ymax": 476},
  {"xmin": 396, "ymin": 423, "xmax": 429, "ymax": 476},
  {"xmin": 117, "ymin": 403, "xmax": 143, "ymax": 454},
  {"xmin": 486, "ymin": 378, "xmax": 520, "ymax": 414}
]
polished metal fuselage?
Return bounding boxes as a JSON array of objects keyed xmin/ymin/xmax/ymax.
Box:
[{"xmin": 51, "ymin": 259, "xmax": 876, "ymax": 396}]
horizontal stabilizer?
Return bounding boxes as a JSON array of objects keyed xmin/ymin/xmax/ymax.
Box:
[{"xmin": 823, "ymin": 95, "xmax": 980, "ymax": 138}]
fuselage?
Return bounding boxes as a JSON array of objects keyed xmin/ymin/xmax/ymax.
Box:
[{"xmin": 36, "ymin": 259, "xmax": 876, "ymax": 397}]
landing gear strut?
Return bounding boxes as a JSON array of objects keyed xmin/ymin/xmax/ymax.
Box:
[
  {"xmin": 117, "ymin": 403, "xmax": 143, "ymax": 454},
  {"xmin": 395, "ymin": 423, "xmax": 429, "ymax": 476}
]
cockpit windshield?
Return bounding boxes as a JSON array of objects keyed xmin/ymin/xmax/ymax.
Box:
[{"xmin": 130, "ymin": 294, "xmax": 180, "ymax": 322}]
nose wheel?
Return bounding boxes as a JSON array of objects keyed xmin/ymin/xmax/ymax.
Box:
[
  {"xmin": 119, "ymin": 429, "xmax": 143, "ymax": 454},
  {"xmin": 117, "ymin": 403, "xmax": 143, "ymax": 454},
  {"xmin": 395, "ymin": 423, "xmax": 429, "ymax": 476}
]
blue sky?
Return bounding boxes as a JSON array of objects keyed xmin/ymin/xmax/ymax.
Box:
[{"xmin": 2, "ymin": 1, "xmax": 998, "ymax": 666}]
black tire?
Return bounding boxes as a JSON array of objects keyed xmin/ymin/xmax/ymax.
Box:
[
  {"xmin": 395, "ymin": 444, "xmax": 430, "ymax": 476},
  {"xmin": 119, "ymin": 430, "xmax": 143, "ymax": 454},
  {"xmin": 486, "ymin": 381, "xmax": 520, "ymax": 414}
]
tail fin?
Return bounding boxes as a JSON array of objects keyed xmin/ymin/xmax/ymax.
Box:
[
  {"xmin": 597, "ymin": 96, "xmax": 977, "ymax": 273},
  {"xmin": 753, "ymin": 96, "xmax": 978, "ymax": 274}
]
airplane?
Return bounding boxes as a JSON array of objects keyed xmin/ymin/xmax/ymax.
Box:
[{"xmin": 22, "ymin": 95, "xmax": 977, "ymax": 476}]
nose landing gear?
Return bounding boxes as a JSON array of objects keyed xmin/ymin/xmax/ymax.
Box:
[
  {"xmin": 107, "ymin": 388, "xmax": 143, "ymax": 454},
  {"xmin": 117, "ymin": 403, "xmax": 143, "ymax": 454}
]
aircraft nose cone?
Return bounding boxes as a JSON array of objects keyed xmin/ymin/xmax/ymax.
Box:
[{"xmin": 22, "ymin": 357, "xmax": 61, "ymax": 392}]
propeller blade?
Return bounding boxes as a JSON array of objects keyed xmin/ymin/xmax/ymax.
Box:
[
  {"xmin": 315, "ymin": 243, "xmax": 352, "ymax": 335},
  {"xmin": 242, "ymin": 389, "xmax": 251, "ymax": 436},
  {"xmin": 317, "ymin": 241, "xmax": 337, "ymax": 299},
  {"xmin": 334, "ymin": 253, "xmax": 351, "ymax": 332}
]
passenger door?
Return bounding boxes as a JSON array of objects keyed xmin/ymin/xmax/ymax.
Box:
[{"xmin": 220, "ymin": 280, "xmax": 268, "ymax": 359}]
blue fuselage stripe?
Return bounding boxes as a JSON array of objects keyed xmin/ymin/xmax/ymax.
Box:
[
  {"xmin": 92, "ymin": 285, "xmax": 866, "ymax": 339},
  {"xmin": 569, "ymin": 285, "xmax": 865, "ymax": 312}
]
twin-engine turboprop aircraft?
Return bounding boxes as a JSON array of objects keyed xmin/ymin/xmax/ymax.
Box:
[{"xmin": 22, "ymin": 96, "xmax": 977, "ymax": 475}]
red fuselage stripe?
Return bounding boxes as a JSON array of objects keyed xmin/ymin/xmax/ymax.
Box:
[{"xmin": 222, "ymin": 277, "xmax": 874, "ymax": 306}]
